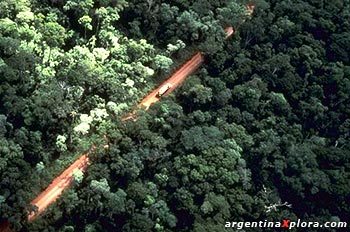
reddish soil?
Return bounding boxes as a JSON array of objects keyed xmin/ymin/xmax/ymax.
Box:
[
  {"xmin": 137, "ymin": 52, "xmax": 204, "ymax": 110},
  {"xmin": 27, "ymin": 154, "xmax": 90, "ymax": 222},
  {"xmin": 0, "ymin": 5, "xmax": 254, "ymax": 231}
]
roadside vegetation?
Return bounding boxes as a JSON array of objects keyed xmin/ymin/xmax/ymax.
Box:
[{"xmin": 1, "ymin": 0, "xmax": 349, "ymax": 231}]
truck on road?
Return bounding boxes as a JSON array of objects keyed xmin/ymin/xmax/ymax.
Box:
[{"xmin": 157, "ymin": 83, "xmax": 173, "ymax": 97}]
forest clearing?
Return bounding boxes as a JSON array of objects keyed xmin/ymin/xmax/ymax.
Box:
[{"xmin": 1, "ymin": 0, "xmax": 349, "ymax": 231}]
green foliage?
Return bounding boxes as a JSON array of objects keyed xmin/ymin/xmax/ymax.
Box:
[
  {"xmin": 56, "ymin": 135, "xmax": 67, "ymax": 152},
  {"xmin": 41, "ymin": 21, "xmax": 66, "ymax": 47},
  {"xmin": 78, "ymin": 15, "xmax": 93, "ymax": 30},
  {"xmin": 2, "ymin": 0, "xmax": 350, "ymax": 231},
  {"xmin": 63, "ymin": 0, "xmax": 94, "ymax": 15},
  {"xmin": 180, "ymin": 126, "xmax": 223, "ymax": 151},
  {"xmin": 152, "ymin": 54, "xmax": 173, "ymax": 71},
  {"xmin": 122, "ymin": 0, "xmax": 246, "ymax": 54}
]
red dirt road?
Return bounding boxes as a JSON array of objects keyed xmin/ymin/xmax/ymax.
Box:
[
  {"xmin": 22, "ymin": 50, "xmax": 205, "ymax": 223},
  {"xmin": 27, "ymin": 154, "xmax": 90, "ymax": 222},
  {"xmin": 135, "ymin": 5, "xmax": 255, "ymax": 112},
  {"xmin": 20, "ymin": 51, "xmax": 205, "ymax": 228},
  {"xmin": 20, "ymin": 51, "xmax": 206, "ymax": 226},
  {"xmin": 137, "ymin": 52, "xmax": 204, "ymax": 110},
  {"xmin": 0, "ymin": 155, "xmax": 90, "ymax": 232},
  {"xmin": 0, "ymin": 4, "xmax": 254, "ymax": 232},
  {"xmin": 0, "ymin": 222, "xmax": 11, "ymax": 232},
  {"xmin": 136, "ymin": 7, "xmax": 257, "ymax": 111}
]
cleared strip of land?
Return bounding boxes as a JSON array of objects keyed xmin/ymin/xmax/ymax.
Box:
[{"xmin": 0, "ymin": 5, "xmax": 254, "ymax": 231}]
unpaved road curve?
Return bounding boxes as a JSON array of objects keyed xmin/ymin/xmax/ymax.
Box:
[{"xmin": 0, "ymin": 5, "xmax": 254, "ymax": 231}]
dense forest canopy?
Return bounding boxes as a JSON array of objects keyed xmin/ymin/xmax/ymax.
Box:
[{"xmin": 0, "ymin": 0, "xmax": 350, "ymax": 231}]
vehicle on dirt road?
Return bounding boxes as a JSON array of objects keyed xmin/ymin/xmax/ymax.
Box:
[{"xmin": 157, "ymin": 83, "xmax": 173, "ymax": 97}]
